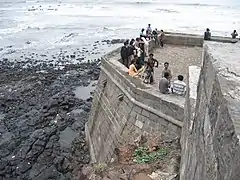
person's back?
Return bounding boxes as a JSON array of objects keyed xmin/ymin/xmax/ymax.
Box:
[
  {"xmin": 159, "ymin": 72, "xmax": 170, "ymax": 94},
  {"xmin": 171, "ymin": 75, "xmax": 186, "ymax": 96},
  {"xmin": 231, "ymin": 30, "xmax": 238, "ymax": 39},
  {"xmin": 204, "ymin": 28, "xmax": 211, "ymax": 40},
  {"xmin": 121, "ymin": 43, "xmax": 128, "ymax": 58},
  {"xmin": 121, "ymin": 42, "xmax": 128, "ymax": 67}
]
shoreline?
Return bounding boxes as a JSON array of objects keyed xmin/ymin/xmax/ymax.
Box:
[{"xmin": 0, "ymin": 41, "xmax": 121, "ymax": 179}]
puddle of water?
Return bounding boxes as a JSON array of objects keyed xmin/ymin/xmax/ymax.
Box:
[
  {"xmin": 59, "ymin": 127, "xmax": 78, "ymax": 149},
  {"xmin": 74, "ymin": 81, "xmax": 97, "ymax": 100}
]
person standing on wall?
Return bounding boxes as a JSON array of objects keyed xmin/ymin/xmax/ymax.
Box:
[
  {"xmin": 127, "ymin": 39, "xmax": 136, "ymax": 67},
  {"xmin": 159, "ymin": 30, "xmax": 165, "ymax": 47},
  {"xmin": 152, "ymin": 28, "xmax": 159, "ymax": 45},
  {"xmin": 120, "ymin": 41, "xmax": 129, "ymax": 68}
]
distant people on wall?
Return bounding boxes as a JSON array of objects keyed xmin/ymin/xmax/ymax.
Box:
[
  {"xmin": 204, "ymin": 28, "xmax": 211, "ymax": 40},
  {"xmin": 159, "ymin": 72, "xmax": 171, "ymax": 94},
  {"xmin": 162, "ymin": 62, "xmax": 172, "ymax": 81},
  {"xmin": 171, "ymin": 75, "xmax": 186, "ymax": 96},
  {"xmin": 120, "ymin": 41, "xmax": 128, "ymax": 68},
  {"xmin": 159, "ymin": 30, "xmax": 165, "ymax": 47},
  {"xmin": 231, "ymin": 30, "xmax": 238, "ymax": 39}
]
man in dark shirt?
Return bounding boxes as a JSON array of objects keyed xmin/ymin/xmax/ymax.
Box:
[
  {"xmin": 152, "ymin": 29, "xmax": 159, "ymax": 45},
  {"xmin": 143, "ymin": 53, "xmax": 158, "ymax": 84},
  {"xmin": 204, "ymin": 28, "xmax": 211, "ymax": 40},
  {"xmin": 127, "ymin": 39, "xmax": 136, "ymax": 66},
  {"xmin": 148, "ymin": 53, "xmax": 159, "ymax": 71},
  {"xmin": 120, "ymin": 42, "xmax": 128, "ymax": 67}
]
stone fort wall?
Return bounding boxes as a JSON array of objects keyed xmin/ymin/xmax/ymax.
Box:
[
  {"xmin": 85, "ymin": 34, "xmax": 190, "ymax": 163},
  {"xmin": 85, "ymin": 32, "xmax": 240, "ymax": 180}
]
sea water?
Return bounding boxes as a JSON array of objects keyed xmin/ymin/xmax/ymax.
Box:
[{"xmin": 0, "ymin": 0, "xmax": 239, "ymax": 53}]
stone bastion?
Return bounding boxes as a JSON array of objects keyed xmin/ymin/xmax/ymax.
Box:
[{"xmin": 85, "ymin": 33, "xmax": 240, "ymax": 180}]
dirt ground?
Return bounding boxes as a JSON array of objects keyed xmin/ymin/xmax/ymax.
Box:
[{"xmin": 76, "ymin": 134, "xmax": 181, "ymax": 180}]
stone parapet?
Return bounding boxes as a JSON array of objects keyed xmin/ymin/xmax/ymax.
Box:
[{"xmin": 180, "ymin": 42, "xmax": 240, "ymax": 180}]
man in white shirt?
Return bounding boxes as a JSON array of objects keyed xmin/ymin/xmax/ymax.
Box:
[
  {"xmin": 141, "ymin": 36, "xmax": 149, "ymax": 57},
  {"xmin": 171, "ymin": 75, "xmax": 186, "ymax": 96},
  {"xmin": 146, "ymin": 24, "xmax": 152, "ymax": 33}
]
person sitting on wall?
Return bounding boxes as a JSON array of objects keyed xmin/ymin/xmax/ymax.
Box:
[
  {"xmin": 159, "ymin": 72, "xmax": 171, "ymax": 94},
  {"xmin": 162, "ymin": 62, "xmax": 172, "ymax": 81},
  {"xmin": 171, "ymin": 75, "xmax": 186, "ymax": 96},
  {"xmin": 159, "ymin": 30, "xmax": 165, "ymax": 47},
  {"xmin": 231, "ymin": 30, "xmax": 238, "ymax": 39},
  {"xmin": 128, "ymin": 55, "xmax": 141, "ymax": 77},
  {"xmin": 204, "ymin": 28, "xmax": 211, "ymax": 40},
  {"xmin": 120, "ymin": 41, "xmax": 128, "ymax": 68}
]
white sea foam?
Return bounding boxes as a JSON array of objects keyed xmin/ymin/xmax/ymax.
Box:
[{"xmin": 0, "ymin": 0, "xmax": 239, "ymax": 50}]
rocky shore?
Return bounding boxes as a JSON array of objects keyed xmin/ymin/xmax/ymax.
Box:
[{"xmin": 0, "ymin": 40, "xmax": 122, "ymax": 180}]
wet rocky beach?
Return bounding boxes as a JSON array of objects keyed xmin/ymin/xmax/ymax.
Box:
[{"xmin": 0, "ymin": 41, "xmax": 121, "ymax": 180}]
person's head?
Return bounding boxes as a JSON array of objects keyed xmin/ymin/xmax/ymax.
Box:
[
  {"xmin": 234, "ymin": 30, "xmax": 237, "ymax": 33},
  {"xmin": 149, "ymin": 53, "xmax": 154, "ymax": 58},
  {"xmin": 206, "ymin": 28, "xmax": 210, "ymax": 32},
  {"xmin": 136, "ymin": 37, "xmax": 140, "ymax": 42},
  {"xmin": 130, "ymin": 59, "xmax": 136, "ymax": 65},
  {"xmin": 178, "ymin": 75, "xmax": 184, "ymax": 81},
  {"xmin": 130, "ymin": 38, "xmax": 135, "ymax": 45},
  {"xmin": 126, "ymin": 39, "xmax": 129, "ymax": 44},
  {"xmin": 124, "ymin": 42, "xmax": 127, "ymax": 46},
  {"xmin": 164, "ymin": 62, "xmax": 169, "ymax": 69},
  {"xmin": 141, "ymin": 28, "xmax": 145, "ymax": 33},
  {"xmin": 148, "ymin": 24, "xmax": 151, "ymax": 27},
  {"xmin": 164, "ymin": 72, "xmax": 170, "ymax": 79},
  {"xmin": 161, "ymin": 29, "xmax": 164, "ymax": 32}
]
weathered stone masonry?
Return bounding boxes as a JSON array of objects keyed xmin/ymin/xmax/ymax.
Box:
[
  {"xmin": 180, "ymin": 42, "xmax": 240, "ymax": 180},
  {"xmin": 86, "ymin": 33, "xmax": 240, "ymax": 180},
  {"xmin": 86, "ymin": 36, "xmax": 185, "ymax": 163}
]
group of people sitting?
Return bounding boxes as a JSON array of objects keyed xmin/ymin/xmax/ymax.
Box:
[
  {"xmin": 204, "ymin": 28, "xmax": 239, "ymax": 40},
  {"xmin": 120, "ymin": 24, "xmax": 186, "ymax": 96}
]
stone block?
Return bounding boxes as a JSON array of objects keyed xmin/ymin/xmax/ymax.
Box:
[
  {"xmin": 142, "ymin": 109, "xmax": 150, "ymax": 118},
  {"xmin": 135, "ymin": 120, "xmax": 144, "ymax": 129},
  {"xmin": 168, "ymin": 123, "xmax": 179, "ymax": 134},
  {"xmin": 133, "ymin": 105, "xmax": 143, "ymax": 114}
]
